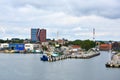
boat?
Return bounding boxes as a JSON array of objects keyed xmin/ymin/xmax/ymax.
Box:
[
  {"xmin": 40, "ymin": 55, "xmax": 48, "ymax": 61},
  {"xmin": 40, "ymin": 51, "xmax": 60, "ymax": 61}
]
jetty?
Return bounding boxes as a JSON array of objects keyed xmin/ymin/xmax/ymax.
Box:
[
  {"xmin": 106, "ymin": 61, "xmax": 120, "ymax": 68},
  {"xmin": 41, "ymin": 48, "xmax": 100, "ymax": 62},
  {"xmin": 106, "ymin": 52, "xmax": 120, "ymax": 68}
]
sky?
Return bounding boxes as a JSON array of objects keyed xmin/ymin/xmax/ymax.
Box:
[{"xmin": 0, "ymin": 0, "xmax": 120, "ymax": 41}]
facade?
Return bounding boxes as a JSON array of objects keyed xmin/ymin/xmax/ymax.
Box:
[
  {"xmin": 112, "ymin": 42, "xmax": 120, "ymax": 51},
  {"xmin": 9, "ymin": 43, "xmax": 24, "ymax": 51},
  {"xmin": 25, "ymin": 43, "xmax": 40, "ymax": 51},
  {"xmin": 70, "ymin": 45, "xmax": 81, "ymax": 52},
  {"xmin": 57, "ymin": 39, "xmax": 64, "ymax": 45},
  {"xmin": 40, "ymin": 29, "xmax": 46, "ymax": 42},
  {"xmin": 99, "ymin": 44, "xmax": 111, "ymax": 51},
  {"xmin": 31, "ymin": 28, "xmax": 40, "ymax": 42},
  {"xmin": 31, "ymin": 28, "xmax": 46, "ymax": 43},
  {"xmin": 0, "ymin": 43, "xmax": 9, "ymax": 49}
]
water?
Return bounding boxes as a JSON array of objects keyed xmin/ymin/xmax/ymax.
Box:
[{"xmin": 0, "ymin": 51, "xmax": 120, "ymax": 80}]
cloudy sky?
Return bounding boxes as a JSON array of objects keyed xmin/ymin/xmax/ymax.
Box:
[{"xmin": 0, "ymin": 0, "xmax": 120, "ymax": 41}]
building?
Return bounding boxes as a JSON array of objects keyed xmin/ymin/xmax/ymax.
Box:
[
  {"xmin": 0, "ymin": 43, "xmax": 9, "ymax": 49},
  {"xmin": 25, "ymin": 43, "xmax": 40, "ymax": 51},
  {"xmin": 40, "ymin": 29, "xmax": 46, "ymax": 42},
  {"xmin": 112, "ymin": 42, "xmax": 120, "ymax": 51},
  {"xmin": 71, "ymin": 45, "xmax": 81, "ymax": 51},
  {"xmin": 31, "ymin": 28, "xmax": 46, "ymax": 43},
  {"xmin": 99, "ymin": 44, "xmax": 111, "ymax": 51},
  {"xmin": 9, "ymin": 43, "xmax": 24, "ymax": 51},
  {"xmin": 31, "ymin": 28, "xmax": 40, "ymax": 42},
  {"xmin": 57, "ymin": 39, "xmax": 65, "ymax": 45}
]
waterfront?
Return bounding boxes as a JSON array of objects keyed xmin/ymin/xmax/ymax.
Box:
[{"xmin": 0, "ymin": 51, "xmax": 120, "ymax": 80}]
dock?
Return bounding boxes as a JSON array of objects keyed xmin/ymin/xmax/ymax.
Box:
[
  {"xmin": 105, "ymin": 52, "xmax": 120, "ymax": 68},
  {"xmin": 106, "ymin": 61, "xmax": 120, "ymax": 68},
  {"xmin": 42, "ymin": 50, "xmax": 100, "ymax": 62}
]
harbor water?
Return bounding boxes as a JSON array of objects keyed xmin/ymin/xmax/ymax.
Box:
[{"xmin": 0, "ymin": 51, "xmax": 120, "ymax": 80}]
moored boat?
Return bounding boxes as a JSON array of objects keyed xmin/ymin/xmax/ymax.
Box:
[{"xmin": 40, "ymin": 55, "xmax": 48, "ymax": 61}]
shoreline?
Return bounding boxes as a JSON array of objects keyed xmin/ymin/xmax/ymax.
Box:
[{"xmin": 41, "ymin": 51, "xmax": 100, "ymax": 62}]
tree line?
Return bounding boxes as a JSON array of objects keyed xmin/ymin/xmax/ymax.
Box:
[
  {"xmin": 0, "ymin": 39, "xmax": 24, "ymax": 43},
  {"xmin": 65, "ymin": 39, "xmax": 96, "ymax": 50}
]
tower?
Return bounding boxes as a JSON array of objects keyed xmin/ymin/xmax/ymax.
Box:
[
  {"xmin": 40, "ymin": 29, "xmax": 46, "ymax": 42},
  {"xmin": 31, "ymin": 28, "xmax": 39, "ymax": 42},
  {"xmin": 57, "ymin": 31, "xmax": 59, "ymax": 40},
  {"xmin": 93, "ymin": 28, "xmax": 95, "ymax": 41}
]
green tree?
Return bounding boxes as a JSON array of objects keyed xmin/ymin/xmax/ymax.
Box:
[
  {"xmin": 42, "ymin": 46, "xmax": 48, "ymax": 51},
  {"xmin": 67, "ymin": 39, "xmax": 95, "ymax": 51},
  {"xmin": 0, "ymin": 39, "xmax": 5, "ymax": 43}
]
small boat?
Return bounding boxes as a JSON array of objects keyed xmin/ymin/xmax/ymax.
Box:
[{"xmin": 40, "ymin": 55, "xmax": 48, "ymax": 61}]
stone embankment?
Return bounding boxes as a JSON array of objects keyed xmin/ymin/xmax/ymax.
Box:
[
  {"xmin": 106, "ymin": 52, "xmax": 120, "ymax": 68},
  {"xmin": 46, "ymin": 49, "xmax": 100, "ymax": 62}
]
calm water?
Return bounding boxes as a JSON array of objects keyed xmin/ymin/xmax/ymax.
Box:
[{"xmin": 0, "ymin": 51, "xmax": 120, "ymax": 80}]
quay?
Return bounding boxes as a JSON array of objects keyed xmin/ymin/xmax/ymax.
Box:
[
  {"xmin": 106, "ymin": 61, "xmax": 120, "ymax": 68},
  {"xmin": 41, "ymin": 49, "xmax": 100, "ymax": 62},
  {"xmin": 105, "ymin": 52, "xmax": 120, "ymax": 68}
]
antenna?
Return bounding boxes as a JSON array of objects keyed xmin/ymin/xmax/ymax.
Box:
[
  {"xmin": 93, "ymin": 28, "xmax": 95, "ymax": 41},
  {"xmin": 57, "ymin": 31, "xmax": 59, "ymax": 40}
]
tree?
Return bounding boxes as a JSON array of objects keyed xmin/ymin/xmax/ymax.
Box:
[
  {"xmin": 66, "ymin": 39, "xmax": 95, "ymax": 51},
  {"xmin": 42, "ymin": 46, "xmax": 48, "ymax": 51},
  {"xmin": 81, "ymin": 40, "xmax": 95, "ymax": 50},
  {"xmin": 0, "ymin": 39, "xmax": 5, "ymax": 43}
]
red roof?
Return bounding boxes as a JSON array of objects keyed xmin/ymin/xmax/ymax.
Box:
[
  {"xmin": 72, "ymin": 45, "xmax": 81, "ymax": 49},
  {"xmin": 57, "ymin": 39, "xmax": 64, "ymax": 43},
  {"xmin": 100, "ymin": 44, "xmax": 112, "ymax": 49}
]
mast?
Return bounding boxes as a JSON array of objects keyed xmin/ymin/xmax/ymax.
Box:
[
  {"xmin": 93, "ymin": 28, "xmax": 95, "ymax": 42},
  {"xmin": 109, "ymin": 41, "xmax": 112, "ymax": 61},
  {"xmin": 57, "ymin": 31, "xmax": 59, "ymax": 40}
]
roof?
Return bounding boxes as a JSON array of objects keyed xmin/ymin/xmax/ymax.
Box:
[
  {"xmin": 57, "ymin": 39, "xmax": 64, "ymax": 43},
  {"xmin": 71, "ymin": 45, "xmax": 81, "ymax": 49},
  {"xmin": 100, "ymin": 44, "xmax": 112, "ymax": 49},
  {"xmin": 100, "ymin": 44, "xmax": 111, "ymax": 47}
]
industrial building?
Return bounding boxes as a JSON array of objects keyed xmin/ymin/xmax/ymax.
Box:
[
  {"xmin": 0, "ymin": 43, "xmax": 9, "ymax": 50},
  {"xmin": 25, "ymin": 43, "xmax": 40, "ymax": 51},
  {"xmin": 9, "ymin": 43, "xmax": 24, "ymax": 51}
]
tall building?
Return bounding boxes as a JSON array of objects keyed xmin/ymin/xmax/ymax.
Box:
[
  {"xmin": 31, "ymin": 28, "xmax": 46, "ymax": 43},
  {"xmin": 31, "ymin": 28, "xmax": 39, "ymax": 42},
  {"xmin": 40, "ymin": 29, "xmax": 46, "ymax": 42}
]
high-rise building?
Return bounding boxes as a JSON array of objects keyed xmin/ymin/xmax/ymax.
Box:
[
  {"xmin": 31, "ymin": 28, "xmax": 40, "ymax": 42},
  {"xmin": 40, "ymin": 29, "xmax": 46, "ymax": 42},
  {"xmin": 31, "ymin": 28, "xmax": 46, "ymax": 43}
]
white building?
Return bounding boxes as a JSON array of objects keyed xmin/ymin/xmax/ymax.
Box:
[
  {"xmin": 0, "ymin": 43, "xmax": 9, "ymax": 49},
  {"xmin": 41, "ymin": 42, "xmax": 49, "ymax": 46},
  {"xmin": 70, "ymin": 45, "xmax": 81, "ymax": 52},
  {"xmin": 25, "ymin": 43, "xmax": 40, "ymax": 51}
]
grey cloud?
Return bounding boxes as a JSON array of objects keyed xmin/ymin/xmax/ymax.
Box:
[
  {"xmin": 66, "ymin": 0, "xmax": 120, "ymax": 19},
  {"xmin": 0, "ymin": 0, "xmax": 120, "ymax": 40},
  {"xmin": 1, "ymin": 0, "xmax": 120, "ymax": 19}
]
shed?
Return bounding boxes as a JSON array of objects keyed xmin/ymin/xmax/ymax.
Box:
[
  {"xmin": 0, "ymin": 43, "xmax": 9, "ymax": 49},
  {"xmin": 9, "ymin": 43, "xmax": 24, "ymax": 51},
  {"xmin": 25, "ymin": 43, "xmax": 40, "ymax": 51}
]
